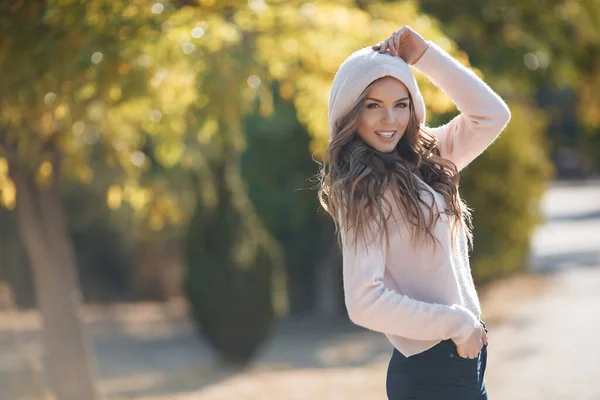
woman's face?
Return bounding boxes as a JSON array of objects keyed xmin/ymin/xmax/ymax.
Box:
[{"xmin": 356, "ymin": 77, "xmax": 411, "ymax": 153}]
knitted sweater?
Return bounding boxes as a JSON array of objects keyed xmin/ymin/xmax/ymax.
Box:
[{"xmin": 341, "ymin": 42, "xmax": 511, "ymax": 357}]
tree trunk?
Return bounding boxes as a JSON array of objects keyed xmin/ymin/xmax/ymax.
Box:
[{"xmin": 9, "ymin": 160, "xmax": 99, "ymax": 400}]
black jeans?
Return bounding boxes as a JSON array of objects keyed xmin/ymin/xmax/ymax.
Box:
[{"xmin": 386, "ymin": 321, "xmax": 489, "ymax": 400}]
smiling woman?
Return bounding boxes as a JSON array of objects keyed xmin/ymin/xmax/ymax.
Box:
[
  {"xmin": 318, "ymin": 25, "xmax": 510, "ymax": 399},
  {"xmin": 357, "ymin": 77, "xmax": 412, "ymax": 153}
]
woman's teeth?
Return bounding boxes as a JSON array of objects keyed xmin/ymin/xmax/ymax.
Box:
[{"xmin": 375, "ymin": 131, "xmax": 396, "ymax": 138}]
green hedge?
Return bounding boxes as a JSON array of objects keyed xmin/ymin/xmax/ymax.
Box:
[{"xmin": 458, "ymin": 101, "xmax": 555, "ymax": 283}]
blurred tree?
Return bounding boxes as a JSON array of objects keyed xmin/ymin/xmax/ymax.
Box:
[
  {"xmin": 242, "ymin": 82, "xmax": 327, "ymax": 314},
  {"xmin": 185, "ymin": 130, "xmax": 284, "ymax": 365},
  {"xmin": 0, "ymin": 1, "xmax": 211, "ymax": 398},
  {"xmin": 1, "ymin": 1, "xmax": 107, "ymax": 396},
  {"xmin": 180, "ymin": 4, "xmax": 288, "ymax": 365},
  {"xmin": 0, "ymin": 0, "xmax": 288, "ymax": 385}
]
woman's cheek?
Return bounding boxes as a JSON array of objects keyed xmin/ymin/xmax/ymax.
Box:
[
  {"xmin": 399, "ymin": 111, "xmax": 410, "ymax": 125},
  {"xmin": 366, "ymin": 114, "xmax": 379, "ymax": 128}
]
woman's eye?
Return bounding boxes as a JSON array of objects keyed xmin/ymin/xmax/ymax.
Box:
[{"xmin": 366, "ymin": 103, "xmax": 407, "ymax": 108}]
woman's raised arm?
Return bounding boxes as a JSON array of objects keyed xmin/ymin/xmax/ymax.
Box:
[{"xmin": 412, "ymin": 42, "xmax": 511, "ymax": 172}]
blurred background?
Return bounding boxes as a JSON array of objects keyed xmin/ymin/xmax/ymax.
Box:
[{"xmin": 1, "ymin": 1, "xmax": 599, "ymax": 399}]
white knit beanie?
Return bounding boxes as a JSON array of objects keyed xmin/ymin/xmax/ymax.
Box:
[{"xmin": 328, "ymin": 46, "xmax": 426, "ymax": 141}]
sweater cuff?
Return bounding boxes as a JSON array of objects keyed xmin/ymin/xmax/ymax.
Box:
[{"xmin": 450, "ymin": 304, "xmax": 481, "ymax": 344}]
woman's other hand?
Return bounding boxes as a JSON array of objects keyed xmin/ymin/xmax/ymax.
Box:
[
  {"xmin": 455, "ymin": 323, "xmax": 486, "ymax": 359},
  {"xmin": 371, "ymin": 25, "xmax": 429, "ymax": 65}
]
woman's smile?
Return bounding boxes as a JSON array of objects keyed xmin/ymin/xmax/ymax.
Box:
[{"xmin": 375, "ymin": 130, "xmax": 397, "ymax": 140}]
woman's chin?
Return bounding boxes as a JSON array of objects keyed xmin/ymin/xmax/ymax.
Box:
[
  {"xmin": 371, "ymin": 140, "xmax": 400, "ymax": 153},
  {"xmin": 371, "ymin": 133, "xmax": 401, "ymax": 151}
]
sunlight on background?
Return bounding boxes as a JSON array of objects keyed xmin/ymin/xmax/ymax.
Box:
[{"xmin": 1, "ymin": 0, "xmax": 599, "ymax": 399}]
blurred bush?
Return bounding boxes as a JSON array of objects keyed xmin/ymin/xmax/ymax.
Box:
[
  {"xmin": 185, "ymin": 144, "xmax": 285, "ymax": 365},
  {"xmin": 242, "ymin": 82, "xmax": 330, "ymax": 314},
  {"xmin": 458, "ymin": 101, "xmax": 555, "ymax": 282}
]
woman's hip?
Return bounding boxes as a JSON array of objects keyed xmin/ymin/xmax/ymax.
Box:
[{"xmin": 386, "ymin": 323, "xmax": 489, "ymax": 400}]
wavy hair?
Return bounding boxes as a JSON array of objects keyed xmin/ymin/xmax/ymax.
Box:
[{"xmin": 317, "ymin": 77, "xmax": 474, "ymax": 253}]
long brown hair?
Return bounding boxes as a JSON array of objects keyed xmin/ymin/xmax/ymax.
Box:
[{"xmin": 317, "ymin": 77, "xmax": 474, "ymax": 253}]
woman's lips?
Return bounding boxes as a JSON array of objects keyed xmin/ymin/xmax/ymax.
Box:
[{"xmin": 375, "ymin": 131, "xmax": 397, "ymax": 142}]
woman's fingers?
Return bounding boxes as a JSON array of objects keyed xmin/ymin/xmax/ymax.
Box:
[
  {"xmin": 457, "ymin": 350, "xmax": 474, "ymax": 359},
  {"xmin": 388, "ymin": 35, "xmax": 396, "ymax": 55},
  {"xmin": 379, "ymin": 38, "xmax": 389, "ymax": 54},
  {"xmin": 373, "ymin": 26, "xmax": 410, "ymax": 56},
  {"xmin": 392, "ymin": 30, "xmax": 402, "ymax": 54},
  {"xmin": 391, "ymin": 27, "xmax": 405, "ymax": 55},
  {"xmin": 373, "ymin": 29, "xmax": 403, "ymax": 55},
  {"xmin": 394, "ymin": 31, "xmax": 404, "ymax": 54}
]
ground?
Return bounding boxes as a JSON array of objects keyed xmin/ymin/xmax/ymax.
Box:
[{"xmin": 1, "ymin": 179, "xmax": 599, "ymax": 400}]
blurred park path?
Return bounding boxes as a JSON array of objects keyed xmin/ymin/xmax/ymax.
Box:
[
  {"xmin": 484, "ymin": 179, "xmax": 600, "ymax": 400},
  {"xmin": 1, "ymin": 179, "xmax": 599, "ymax": 400}
]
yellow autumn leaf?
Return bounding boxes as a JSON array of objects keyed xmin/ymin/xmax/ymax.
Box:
[{"xmin": 107, "ymin": 185, "xmax": 123, "ymax": 210}]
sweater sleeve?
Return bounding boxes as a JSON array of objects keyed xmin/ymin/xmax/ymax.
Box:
[
  {"xmin": 411, "ymin": 41, "xmax": 511, "ymax": 172},
  {"xmin": 341, "ymin": 219, "xmax": 481, "ymax": 344}
]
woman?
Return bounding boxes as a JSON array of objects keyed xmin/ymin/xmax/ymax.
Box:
[{"xmin": 318, "ymin": 26, "xmax": 511, "ymax": 399}]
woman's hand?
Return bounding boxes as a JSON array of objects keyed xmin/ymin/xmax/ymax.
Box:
[
  {"xmin": 455, "ymin": 323, "xmax": 487, "ymax": 359},
  {"xmin": 371, "ymin": 26, "xmax": 429, "ymax": 65}
]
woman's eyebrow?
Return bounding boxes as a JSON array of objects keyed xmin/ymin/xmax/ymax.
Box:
[{"xmin": 366, "ymin": 96, "xmax": 410, "ymax": 103}]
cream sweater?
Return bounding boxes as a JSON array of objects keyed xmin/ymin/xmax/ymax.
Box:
[{"xmin": 341, "ymin": 42, "xmax": 511, "ymax": 357}]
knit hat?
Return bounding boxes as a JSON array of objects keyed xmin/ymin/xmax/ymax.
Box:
[{"xmin": 328, "ymin": 46, "xmax": 426, "ymax": 141}]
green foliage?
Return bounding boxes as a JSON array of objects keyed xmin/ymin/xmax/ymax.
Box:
[
  {"xmin": 184, "ymin": 154, "xmax": 285, "ymax": 365},
  {"xmin": 242, "ymin": 82, "xmax": 328, "ymax": 312},
  {"xmin": 458, "ymin": 101, "xmax": 555, "ymax": 282}
]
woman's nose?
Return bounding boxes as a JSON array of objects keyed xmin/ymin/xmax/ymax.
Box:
[{"xmin": 382, "ymin": 108, "xmax": 395, "ymax": 124}]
